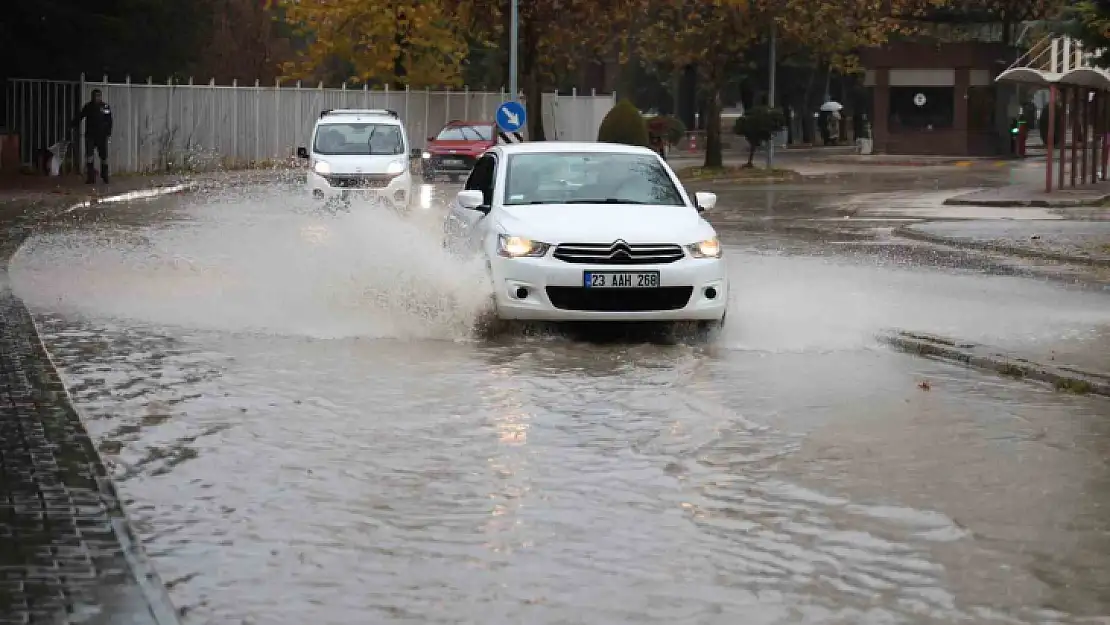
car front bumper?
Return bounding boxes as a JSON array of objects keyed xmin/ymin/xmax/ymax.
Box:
[
  {"xmin": 488, "ymin": 254, "xmax": 729, "ymax": 322},
  {"xmin": 307, "ymin": 171, "xmax": 413, "ymax": 208}
]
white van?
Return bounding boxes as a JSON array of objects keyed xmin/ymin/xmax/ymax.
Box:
[{"xmin": 297, "ymin": 109, "xmax": 415, "ymax": 211}]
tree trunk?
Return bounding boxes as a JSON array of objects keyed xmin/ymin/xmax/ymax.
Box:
[
  {"xmin": 704, "ymin": 87, "xmax": 723, "ymax": 168},
  {"xmin": 524, "ymin": 67, "xmax": 546, "ymax": 140},
  {"xmin": 747, "ymin": 142, "xmax": 756, "ymax": 167}
]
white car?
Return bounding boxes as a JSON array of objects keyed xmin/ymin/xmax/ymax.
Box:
[
  {"xmin": 297, "ymin": 109, "xmax": 415, "ymax": 211},
  {"xmin": 443, "ymin": 142, "xmax": 728, "ymax": 328}
]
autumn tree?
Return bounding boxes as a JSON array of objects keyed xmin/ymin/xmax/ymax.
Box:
[
  {"xmin": 1060, "ymin": 1, "xmax": 1110, "ymax": 67},
  {"xmin": 270, "ymin": 0, "xmax": 471, "ymax": 87},
  {"xmin": 195, "ymin": 0, "xmax": 293, "ymax": 84},
  {"xmin": 466, "ymin": 0, "xmax": 640, "ymax": 140},
  {"xmin": 637, "ymin": 0, "xmax": 763, "ymax": 168}
]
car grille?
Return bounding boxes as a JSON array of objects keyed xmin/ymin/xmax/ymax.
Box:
[
  {"xmin": 552, "ymin": 242, "xmax": 685, "ymax": 265},
  {"xmin": 545, "ymin": 286, "xmax": 693, "ymax": 312},
  {"xmin": 323, "ymin": 174, "xmax": 395, "ymax": 188}
]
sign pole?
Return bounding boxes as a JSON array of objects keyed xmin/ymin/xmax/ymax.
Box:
[{"xmin": 510, "ymin": 0, "xmax": 519, "ymax": 102}]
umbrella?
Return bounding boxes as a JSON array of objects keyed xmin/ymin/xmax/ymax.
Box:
[{"xmin": 820, "ymin": 101, "xmax": 844, "ymax": 112}]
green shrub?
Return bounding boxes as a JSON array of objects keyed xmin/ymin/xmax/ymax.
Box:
[
  {"xmin": 733, "ymin": 107, "xmax": 787, "ymax": 167},
  {"xmin": 598, "ymin": 99, "xmax": 649, "ymax": 147}
]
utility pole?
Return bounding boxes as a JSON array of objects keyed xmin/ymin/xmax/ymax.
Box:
[
  {"xmin": 765, "ymin": 20, "xmax": 777, "ymax": 169},
  {"xmin": 510, "ymin": 0, "xmax": 519, "ymax": 102}
]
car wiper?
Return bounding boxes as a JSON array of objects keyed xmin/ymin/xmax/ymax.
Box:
[{"xmin": 562, "ymin": 199, "xmax": 648, "ymax": 204}]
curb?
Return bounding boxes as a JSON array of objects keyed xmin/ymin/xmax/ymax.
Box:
[
  {"xmin": 943, "ymin": 194, "xmax": 1110, "ymax": 208},
  {"xmin": 879, "ymin": 330, "xmax": 1110, "ymax": 397},
  {"xmin": 892, "ymin": 223, "xmax": 1110, "ymax": 269}
]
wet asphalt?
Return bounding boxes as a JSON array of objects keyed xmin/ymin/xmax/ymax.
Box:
[{"xmin": 8, "ymin": 169, "xmax": 1110, "ymax": 624}]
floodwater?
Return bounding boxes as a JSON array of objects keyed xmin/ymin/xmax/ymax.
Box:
[{"xmin": 10, "ymin": 177, "xmax": 1110, "ymax": 624}]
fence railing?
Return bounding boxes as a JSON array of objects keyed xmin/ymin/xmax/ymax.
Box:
[{"xmin": 5, "ymin": 77, "xmax": 615, "ymax": 175}]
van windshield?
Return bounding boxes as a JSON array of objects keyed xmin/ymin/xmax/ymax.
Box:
[{"xmin": 313, "ymin": 123, "xmax": 405, "ymax": 156}]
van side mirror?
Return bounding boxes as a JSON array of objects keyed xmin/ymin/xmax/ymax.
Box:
[{"xmin": 296, "ymin": 147, "xmax": 309, "ymax": 159}]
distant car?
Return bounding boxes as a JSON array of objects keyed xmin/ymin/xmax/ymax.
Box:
[
  {"xmin": 297, "ymin": 109, "xmax": 414, "ymax": 211},
  {"xmin": 421, "ymin": 121, "xmax": 496, "ymax": 182},
  {"xmin": 442, "ymin": 142, "xmax": 728, "ymax": 330}
]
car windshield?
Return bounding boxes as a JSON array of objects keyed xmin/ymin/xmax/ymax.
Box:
[
  {"xmin": 503, "ymin": 152, "xmax": 685, "ymax": 206},
  {"xmin": 313, "ymin": 123, "xmax": 405, "ymax": 155},
  {"xmin": 436, "ymin": 125, "xmax": 493, "ymax": 141}
]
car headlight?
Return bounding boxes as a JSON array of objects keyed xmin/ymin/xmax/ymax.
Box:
[
  {"xmin": 313, "ymin": 160, "xmax": 331, "ymax": 175},
  {"xmin": 497, "ymin": 234, "xmax": 550, "ymax": 258},
  {"xmin": 386, "ymin": 160, "xmax": 405, "ymax": 175},
  {"xmin": 421, "ymin": 151, "xmax": 431, "ymax": 159},
  {"xmin": 686, "ymin": 237, "xmax": 721, "ymax": 258}
]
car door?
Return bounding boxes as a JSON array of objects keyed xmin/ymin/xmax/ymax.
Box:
[{"xmin": 445, "ymin": 152, "xmax": 497, "ymax": 253}]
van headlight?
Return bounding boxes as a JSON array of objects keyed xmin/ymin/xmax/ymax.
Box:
[
  {"xmin": 386, "ymin": 160, "xmax": 406, "ymax": 175},
  {"xmin": 313, "ymin": 160, "xmax": 331, "ymax": 175},
  {"xmin": 497, "ymin": 234, "xmax": 550, "ymax": 258},
  {"xmin": 686, "ymin": 237, "xmax": 721, "ymax": 258}
]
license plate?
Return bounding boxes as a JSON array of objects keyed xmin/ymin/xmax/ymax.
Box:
[
  {"xmin": 583, "ymin": 271, "xmax": 660, "ymax": 288},
  {"xmin": 443, "ymin": 158, "xmax": 463, "ymax": 165}
]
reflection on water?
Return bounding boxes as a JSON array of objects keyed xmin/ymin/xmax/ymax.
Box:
[{"xmin": 10, "ymin": 182, "xmax": 1110, "ymax": 624}]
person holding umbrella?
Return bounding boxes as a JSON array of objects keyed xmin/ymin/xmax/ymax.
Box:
[{"xmin": 820, "ymin": 101, "xmax": 843, "ymax": 145}]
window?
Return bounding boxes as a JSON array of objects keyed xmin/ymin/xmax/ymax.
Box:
[
  {"xmin": 436, "ymin": 125, "xmax": 494, "ymax": 141},
  {"xmin": 888, "ymin": 87, "xmax": 954, "ymax": 130},
  {"xmin": 502, "ymin": 152, "xmax": 684, "ymax": 206},
  {"xmin": 313, "ymin": 123, "xmax": 405, "ymax": 155},
  {"xmin": 465, "ymin": 155, "xmax": 496, "ymax": 206}
]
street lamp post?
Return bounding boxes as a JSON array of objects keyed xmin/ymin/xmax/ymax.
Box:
[
  {"xmin": 510, "ymin": 0, "xmax": 519, "ymax": 102},
  {"xmin": 765, "ymin": 20, "xmax": 777, "ymax": 169}
]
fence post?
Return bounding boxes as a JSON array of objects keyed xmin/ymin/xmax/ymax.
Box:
[
  {"xmin": 464, "ymin": 85, "xmax": 469, "ymax": 119},
  {"xmin": 296, "ymin": 80, "xmax": 303, "ymax": 150},
  {"xmin": 254, "ymin": 79, "xmax": 261, "ymax": 166},
  {"xmin": 384, "ymin": 84, "xmax": 390, "ymax": 115},
  {"xmin": 445, "ymin": 86, "xmax": 451, "ymax": 124},
  {"xmin": 233, "ymin": 78, "xmax": 239, "ymax": 167},
  {"xmin": 363, "ymin": 82, "xmax": 369, "ymax": 109},
  {"xmin": 424, "ymin": 88, "xmax": 430, "ymax": 147},
  {"xmin": 275, "ymin": 78, "xmax": 282, "ymax": 160},
  {"xmin": 167, "ymin": 77, "xmax": 175, "ymax": 172},
  {"xmin": 404, "ymin": 85, "xmax": 410, "ymax": 126},
  {"xmin": 79, "ymin": 73, "xmax": 87, "ymax": 173}
]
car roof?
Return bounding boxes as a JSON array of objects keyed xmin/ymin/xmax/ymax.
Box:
[
  {"xmin": 444, "ymin": 120, "xmax": 493, "ymax": 126},
  {"xmin": 495, "ymin": 142, "xmax": 659, "ymax": 156}
]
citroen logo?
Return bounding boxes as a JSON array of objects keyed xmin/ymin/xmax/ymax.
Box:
[{"xmin": 608, "ymin": 240, "xmax": 632, "ymax": 259}]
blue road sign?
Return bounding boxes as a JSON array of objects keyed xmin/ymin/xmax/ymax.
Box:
[{"xmin": 496, "ymin": 100, "xmax": 526, "ymax": 133}]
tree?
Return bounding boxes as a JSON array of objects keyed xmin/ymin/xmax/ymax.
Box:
[
  {"xmin": 637, "ymin": 0, "xmax": 763, "ymax": 168},
  {"xmin": 465, "ymin": 0, "xmax": 640, "ymax": 140},
  {"xmin": 734, "ymin": 107, "xmax": 786, "ymax": 166},
  {"xmin": 1062, "ymin": 1, "xmax": 1110, "ymax": 67},
  {"xmin": 270, "ymin": 0, "xmax": 471, "ymax": 87},
  {"xmin": 196, "ymin": 0, "xmax": 293, "ymax": 83}
]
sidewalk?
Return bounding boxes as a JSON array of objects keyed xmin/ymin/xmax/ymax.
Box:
[
  {"xmin": 0, "ymin": 182, "xmax": 180, "ymax": 624},
  {"xmin": 897, "ymin": 220, "xmax": 1110, "ymax": 268},
  {"xmin": 944, "ymin": 182, "xmax": 1110, "ymax": 208}
]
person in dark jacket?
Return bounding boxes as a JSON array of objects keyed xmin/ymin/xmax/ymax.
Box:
[{"xmin": 70, "ymin": 89, "xmax": 113, "ymax": 184}]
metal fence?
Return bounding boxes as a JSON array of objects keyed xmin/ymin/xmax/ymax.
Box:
[{"xmin": 6, "ymin": 77, "xmax": 615, "ymax": 175}]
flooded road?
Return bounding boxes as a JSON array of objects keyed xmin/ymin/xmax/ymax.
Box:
[{"xmin": 10, "ymin": 175, "xmax": 1110, "ymax": 624}]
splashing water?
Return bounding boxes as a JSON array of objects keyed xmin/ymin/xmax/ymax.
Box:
[{"xmin": 10, "ymin": 187, "xmax": 491, "ymax": 340}]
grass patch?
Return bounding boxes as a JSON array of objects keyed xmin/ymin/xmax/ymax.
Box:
[
  {"xmin": 676, "ymin": 165, "xmax": 799, "ymax": 183},
  {"xmin": 1054, "ymin": 378, "xmax": 1094, "ymax": 394},
  {"xmin": 997, "ymin": 363, "xmax": 1026, "ymax": 378}
]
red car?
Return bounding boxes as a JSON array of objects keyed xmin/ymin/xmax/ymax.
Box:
[{"xmin": 421, "ymin": 120, "xmax": 496, "ymax": 182}]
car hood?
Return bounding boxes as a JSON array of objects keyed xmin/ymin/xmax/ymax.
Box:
[
  {"xmin": 495, "ymin": 204, "xmax": 715, "ymax": 244},
  {"xmin": 427, "ymin": 140, "xmax": 492, "ymax": 155},
  {"xmin": 313, "ymin": 154, "xmax": 406, "ymax": 174}
]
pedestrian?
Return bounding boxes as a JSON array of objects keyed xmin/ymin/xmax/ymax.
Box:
[{"xmin": 70, "ymin": 89, "xmax": 113, "ymax": 184}]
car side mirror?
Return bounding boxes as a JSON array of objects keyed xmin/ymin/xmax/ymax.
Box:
[
  {"xmin": 694, "ymin": 191, "xmax": 717, "ymax": 213},
  {"xmin": 456, "ymin": 190, "xmax": 489, "ymax": 213},
  {"xmin": 427, "ymin": 136, "xmax": 435, "ymax": 143},
  {"xmin": 296, "ymin": 147, "xmax": 309, "ymax": 159}
]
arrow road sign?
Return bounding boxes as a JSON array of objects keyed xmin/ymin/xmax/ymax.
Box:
[{"xmin": 496, "ymin": 100, "xmax": 526, "ymax": 133}]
